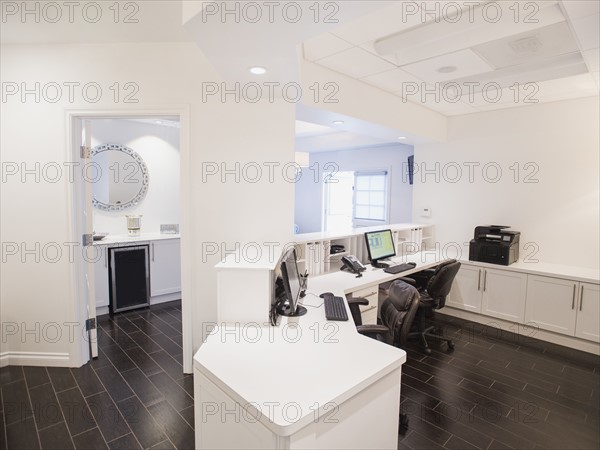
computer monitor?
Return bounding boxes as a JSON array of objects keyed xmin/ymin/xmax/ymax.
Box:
[
  {"xmin": 365, "ymin": 229, "xmax": 396, "ymax": 268},
  {"xmin": 276, "ymin": 248, "xmax": 307, "ymax": 317}
]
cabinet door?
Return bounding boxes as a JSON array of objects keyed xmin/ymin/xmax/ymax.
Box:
[
  {"xmin": 94, "ymin": 245, "xmax": 109, "ymax": 307},
  {"xmin": 447, "ymin": 264, "xmax": 483, "ymax": 313},
  {"xmin": 350, "ymin": 286, "xmax": 379, "ymax": 312},
  {"xmin": 482, "ymin": 269, "xmax": 527, "ymax": 323},
  {"xmin": 525, "ymin": 275, "xmax": 577, "ymax": 335},
  {"xmin": 575, "ymin": 283, "xmax": 600, "ymax": 342},
  {"xmin": 150, "ymin": 239, "xmax": 181, "ymax": 296}
]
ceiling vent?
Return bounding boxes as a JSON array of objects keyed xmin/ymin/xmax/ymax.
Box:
[{"xmin": 509, "ymin": 36, "xmax": 543, "ymax": 54}]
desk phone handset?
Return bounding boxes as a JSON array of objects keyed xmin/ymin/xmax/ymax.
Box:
[{"xmin": 341, "ymin": 255, "xmax": 367, "ymax": 277}]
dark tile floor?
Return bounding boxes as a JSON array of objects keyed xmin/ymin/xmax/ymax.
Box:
[
  {"xmin": 398, "ymin": 315, "xmax": 600, "ymax": 450},
  {"xmin": 0, "ymin": 300, "xmax": 193, "ymax": 450},
  {"xmin": 1, "ymin": 302, "xmax": 599, "ymax": 450}
]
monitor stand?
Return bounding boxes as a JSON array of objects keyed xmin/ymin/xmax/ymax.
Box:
[
  {"xmin": 276, "ymin": 303, "xmax": 308, "ymax": 317},
  {"xmin": 371, "ymin": 260, "xmax": 390, "ymax": 269}
]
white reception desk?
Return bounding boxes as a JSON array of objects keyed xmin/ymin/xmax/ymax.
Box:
[{"xmin": 193, "ymin": 252, "xmax": 446, "ymax": 449}]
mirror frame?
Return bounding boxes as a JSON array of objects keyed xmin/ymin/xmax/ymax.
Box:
[{"xmin": 91, "ymin": 143, "xmax": 149, "ymax": 212}]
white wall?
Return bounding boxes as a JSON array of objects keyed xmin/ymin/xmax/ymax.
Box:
[
  {"xmin": 90, "ymin": 119, "xmax": 180, "ymax": 235},
  {"xmin": 413, "ymin": 96, "xmax": 600, "ymax": 269},
  {"xmin": 295, "ymin": 145, "xmax": 414, "ymax": 233},
  {"xmin": 0, "ymin": 42, "xmax": 294, "ymax": 367}
]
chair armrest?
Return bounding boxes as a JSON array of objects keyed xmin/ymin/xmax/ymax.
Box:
[
  {"xmin": 347, "ymin": 297, "xmax": 370, "ymax": 307},
  {"xmin": 398, "ymin": 277, "xmax": 417, "ymax": 286},
  {"xmin": 356, "ymin": 324, "xmax": 389, "ymax": 337}
]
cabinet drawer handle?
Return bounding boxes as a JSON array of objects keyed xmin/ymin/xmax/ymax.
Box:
[
  {"xmin": 151, "ymin": 243, "xmax": 155, "ymax": 262},
  {"xmin": 572, "ymin": 284, "xmax": 576, "ymax": 310},
  {"xmin": 483, "ymin": 270, "xmax": 487, "ymax": 292},
  {"xmin": 580, "ymin": 285, "xmax": 584, "ymax": 311},
  {"xmin": 477, "ymin": 269, "xmax": 481, "ymax": 291},
  {"xmin": 104, "ymin": 247, "xmax": 108, "ymax": 268}
]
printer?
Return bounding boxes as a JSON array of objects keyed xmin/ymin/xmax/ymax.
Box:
[{"xmin": 469, "ymin": 225, "xmax": 520, "ymax": 266}]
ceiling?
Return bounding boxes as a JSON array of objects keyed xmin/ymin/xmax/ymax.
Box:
[
  {"xmin": 0, "ymin": 1, "xmax": 193, "ymax": 43},
  {"xmin": 295, "ymin": 103, "xmax": 416, "ymax": 152},
  {"xmin": 3, "ymin": 0, "xmax": 597, "ymax": 142},
  {"xmin": 303, "ymin": 0, "xmax": 599, "ymax": 116}
]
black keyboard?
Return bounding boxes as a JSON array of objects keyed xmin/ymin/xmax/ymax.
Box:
[
  {"xmin": 322, "ymin": 293, "xmax": 349, "ymax": 321},
  {"xmin": 383, "ymin": 262, "xmax": 417, "ymax": 274}
]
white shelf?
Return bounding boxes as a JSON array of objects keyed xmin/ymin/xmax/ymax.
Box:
[{"xmin": 295, "ymin": 223, "xmax": 434, "ymax": 276}]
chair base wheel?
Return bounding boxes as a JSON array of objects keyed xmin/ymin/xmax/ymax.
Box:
[
  {"xmin": 447, "ymin": 340, "xmax": 455, "ymax": 350},
  {"xmin": 423, "ymin": 347, "xmax": 432, "ymax": 355},
  {"xmin": 399, "ymin": 413, "xmax": 409, "ymax": 435}
]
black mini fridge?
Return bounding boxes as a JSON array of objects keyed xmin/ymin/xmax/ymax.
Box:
[{"xmin": 109, "ymin": 245, "xmax": 150, "ymax": 314}]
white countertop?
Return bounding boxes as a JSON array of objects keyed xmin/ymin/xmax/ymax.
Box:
[
  {"xmin": 194, "ymin": 311, "xmax": 405, "ymax": 436},
  {"xmin": 93, "ymin": 232, "xmax": 180, "ymax": 245},
  {"xmin": 194, "ymin": 251, "xmax": 447, "ymax": 437},
  {"xmin": 460, "ymin": 258, "xmax": 600, "ymax": 284}
]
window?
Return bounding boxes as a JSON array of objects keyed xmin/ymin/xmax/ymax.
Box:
[{"xmin": 353, "ymin": 171, "xmax": 388, "ymax": 222}]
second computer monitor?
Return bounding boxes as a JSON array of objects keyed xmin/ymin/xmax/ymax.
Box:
[
  {"xmin": 365, "ymin": 229, "xmax": 396, "ymax": 267},
  {"xmin": 278, "ymin": 248, "xmax": 307, "ymax": 317}
]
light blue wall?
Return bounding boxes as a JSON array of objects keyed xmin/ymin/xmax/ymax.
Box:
[{"xmin": 295, "ymin": 144, "xmax": 414, "ymax": 233}]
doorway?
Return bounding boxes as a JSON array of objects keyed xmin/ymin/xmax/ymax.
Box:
[
  {"xmin": 323, "ymin": 171, "xmax": 354, "ymax": 232},
  {"xmin": 67, "ymin": 108, "xmax": 192, "ymax": 373}
]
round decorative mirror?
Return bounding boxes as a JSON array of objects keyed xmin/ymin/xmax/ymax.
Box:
[{"xmin": 91, "ymin": 144, "xmax": 149, "ymax": 211}]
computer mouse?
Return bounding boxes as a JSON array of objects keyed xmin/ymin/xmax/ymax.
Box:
[{"xmin": 319, "ymin": 292, "xmax": 334, "ymax": 298}]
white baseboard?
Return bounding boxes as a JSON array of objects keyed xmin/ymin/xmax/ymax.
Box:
[
  {"xmin": 96, "ymin": 292, "xmax": 181, "ymax": 316},
  {"xmin": 439, "ymin": 308, "xmax": 600, "ymax": 355},
  {"xmin": 0, "ymin": 351, "xmax": 71, "ymax": 368},
  {"xmin": 150, "ymin": 292, "xmax": 181, "ymax": 305}
]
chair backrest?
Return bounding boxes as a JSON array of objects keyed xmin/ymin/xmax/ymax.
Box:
[
  {"xmin": 426, "ymin": 259, "xmax": 461, "ymax": 308},
  {"xmin": 380, "ymin": 280, "xmax": 420, "ymax": 347}
]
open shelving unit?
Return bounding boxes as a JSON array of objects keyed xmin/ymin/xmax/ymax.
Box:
[{"xmin": 294, "ymin": 223, "xmax": 435, "ymax": 277}]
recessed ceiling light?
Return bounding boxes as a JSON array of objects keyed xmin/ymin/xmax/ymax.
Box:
[
  {"xmin": 155, "ymin": 120, "xmax": 163, "ymax": 124},
  {"xmin": 332, "ymin": 120, "xmax": 344, "ymax": 125},
  {"xmin": 437, "ymin": 66, "xmax": 457, "ymax": 74},
  {"xmin": 249, "ymin": 66, "xmax": 267, "ymax": 75},
  {"xmin": 398, "ymin": 136, "xmax": 407, "ymax": 140}
]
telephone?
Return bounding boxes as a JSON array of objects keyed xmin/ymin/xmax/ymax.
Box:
[{"xmin": 341, "ymin": 255, "xmax": 367, "ymax": 277}]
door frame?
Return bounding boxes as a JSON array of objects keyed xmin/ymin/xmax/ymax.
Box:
[{"xmin": 65, "ymin": 107, "xmax": 192, "ymax": 372}]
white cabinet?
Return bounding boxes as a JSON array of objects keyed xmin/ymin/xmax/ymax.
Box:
[
  {"xmin": 150, "ymin": 239, "xmax": 181, "ymax": 296},
  {"xmin": 448, "ymin": 265, "xmax": 527, "ymax": 323},
  {"xmin": 525, "ymin": 275, "xmax": 578, "ymax": 335},
  {"xmin": 525, "ymin": 277, "xmax": 599, "ymax": 342},
  {"xmin": 94, "ymin": 245, "xmax": 109, "ymax": 307},
  {"xmin": 447, "ymin": 264, "xmax": 483, "ymax": 313},
  {"xmin": 481, "ymin": 268, "xmax": 528, "ymax": 323},
  {"xmin": 575, "ymin": 283, "xmax": 600, "ymax": 342}
]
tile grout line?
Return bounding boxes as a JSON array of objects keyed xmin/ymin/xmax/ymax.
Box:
[
  {"xmin": 97, "ymin": 316, "xmax": 190, "ymax": 448},
  {"xmin": 47, "ymin": 372, "xmax": 78, "ymax": 449},
  {"xmin": 22, "ymin": 368, "xmax": 44, "ymax": 450},
  {"xmin": 87, "ymin": 352, "xmax": 146, "ymax": 448},
  {"xmin": 0, "ymin": 377, "xmax": 8, "ymax": 450}
]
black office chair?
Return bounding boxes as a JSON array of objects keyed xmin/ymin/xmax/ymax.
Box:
[
  {"xmin": 347, "ymin": 282, "xmax": 418, "ymax": 436},
  {"xmin": 379, "ymin": 280, "xmax": 421, "ymax": 348},
  {"xmin": 402, "ymin": 259, "xmax": 461, "ymax": 355},
  {"xmin": 347, "ymin": 280, "xmax": 420, "ymax": 344}
]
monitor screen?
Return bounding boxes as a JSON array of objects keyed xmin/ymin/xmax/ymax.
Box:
[
  {"xmin": 280, "ymin": 248, "xmax": 302, "ymax": 313},
  {"xmin": 365, "ymin": 229, "xmax": 396, "ymax": 262}
]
